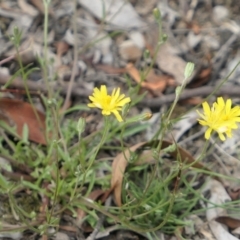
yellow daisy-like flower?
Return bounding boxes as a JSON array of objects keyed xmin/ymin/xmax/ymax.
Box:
[
  {"xmin": 88, "ymin": 85, "xmax": 131, "ymax": 122},
  {"xmin": 197, "ymin": 97, "xmax": 240, "ymax": 141}
]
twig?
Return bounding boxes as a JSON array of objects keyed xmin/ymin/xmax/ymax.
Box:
[
  {"xmin": 2, "ymin": 73, "xmax": 240, "ymax": 107},
  {"xmin": 139, "ymin": 85, "xmax": 240, "ymax": 107},
  {"xmin": 0, "ymin": 73, "xmax": 91, "ymax": 97},
  {"xmin": 0, "ymin": 48, "xmax": 31, "ymax": 66}
]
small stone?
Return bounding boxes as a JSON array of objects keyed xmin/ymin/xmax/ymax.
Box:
[
  {"xmin": 54, "ymin": 232, "xmax": 69, "ymax": 240},
  {"xmin": 128, "ymin": 31, "xmax": 145, "ymax": 49},
  {"xmin": 213, "ymin": 5, "xmax": 229, "ymax": 23},
  {"xmin": 0, "ymin": 231, "xmax": 22, "ymax": 240},
  {"xmin": 78, "ymin": 60, "xmax": 87, "ymax": 73},
  {"xmin": 203, "ymin": 35, "xmax": 220, "ymax": 50},
  {"xmin": 187, "ymin": 31, "xmax": 202, "ymax": 49},
  {"xmin": 119, "ymin": 40, "xmax": 142, "ymax": 61}
]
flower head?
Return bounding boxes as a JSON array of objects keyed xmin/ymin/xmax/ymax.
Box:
[
  {"xmin": 197, "ymin": 97, "xmax": 240, "ymax": 141},
  {"xmin": 88, "ymin": 85, "xmax": 131, "ymax": 122}
]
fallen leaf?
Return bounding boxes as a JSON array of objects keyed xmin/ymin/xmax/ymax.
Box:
[
  {"xmin": 216, "ymin": 216, "xmax": 240, "ymax": 229},
  {"xmin": 126, "ymin": 63, "xmax": 142, "ymax": 83},
  {"xmin": 18, "ymin": 0, "xmax": 38, "ymax": 17},
  {"xmin": 55, "ymin": 41, "xmax": 69, "ymax": 58},
  {"xmin": 119, "ymin": 40, "xmax": 142, "ymax": 61},
  {"xmin": 29, "ymin": 0, "xmax": 54, "ymax": 15},
  {"xmin": 180, "ymin": 97, "xmax": 203, "ymax": 105},
  {"xmin": 0, "ymin": 98, "xmax": 46, "ymax": 144},
  {"xmin": 78, "ymin": 0, "xmax": 145, "ymax": 29},
  {"xmin": 145, "ymin": 69, "xmax": 170, "ymax": 94},
  {"xmin": 227, "ymin": 187, "xmax": 240, "ymax": 201},
  {"xmin": 126, "ymin": 63, "xmax": 171, "ymax": 94},
  {"xmin": 156, "ymin": 43, "xmax": 187, "ymax": 85},
  {"xmin": 111, "ymin": 140, "xmax": 214, "ymax": 206},
  {"xmin": 188, "ymin": 67, "xmax": 212, "ymax": 88}
]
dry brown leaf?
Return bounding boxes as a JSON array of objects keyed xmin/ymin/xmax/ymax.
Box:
[
  {"xmin": 29, "ymin": 0, "xmax": 54, "ymax": 15},
  {"xmin": 227, "ymin": 188, "xmax": 240, "ymax": 200},
  {"xmin": 111, "ymin": 140, "xmax": 211, "ymax": 207},
  {"xmin": 216, "ymin": 216, "xmax": 240, "ymax": 229},
  {"xmin": 119, "ymin": 40, "xmax": 142, "ymax": 61},
  {"xmin": 126, "ymin": 63, "xmax": 170, "ymax": 94},
  {"xmin": 180, "ymin": 97, "xmax": 203, "ymax": 105},
  {"xmin": 156, "ymin": 43, "xmax": 187, "ymax": 85},
  {"xmin": 188, "ymin": 67, "xmax": 212, "ymax": 88},
  {"xmin": 55, "ymin": 41, "xmax": 69, "ymax": 58},
  {"xmin": 0, "ymin": 98, "xmax": 46, "ymax": 144},
  {"xmin": 145, "ymin": 69, "xmax": 170, "ymax": 94},
  {"xmin": 18, "ymin": 0, "xmax": 38, "ymax": 16},
  {"xmin": 126, "ymin": 63, "xmax": 142, "ymax": 83},
  {"xmin": 188, "ymin": 22, "xmax": 201, "ymax": 35},
  {"xmin": 111, "ymin": 142, "xmax": 145, "ymax": 207}
]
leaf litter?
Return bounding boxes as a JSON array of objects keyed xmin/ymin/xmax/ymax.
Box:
[{"xmin": 1, "ymin": 0, "xmax": 240, "ymax": 239}]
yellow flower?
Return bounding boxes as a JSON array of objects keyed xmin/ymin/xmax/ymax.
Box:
[
  {"xmin": 197, "ymin": 97, "xmax": 240, "ymax": 141},
  {"xmin": 88, "ymin": 85, "xmax": 131, "ymax": 122}
]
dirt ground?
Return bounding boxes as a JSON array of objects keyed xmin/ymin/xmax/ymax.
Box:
[{"xmin": 1, "ymin": 0, "xmax": 240, "ymax": 239}]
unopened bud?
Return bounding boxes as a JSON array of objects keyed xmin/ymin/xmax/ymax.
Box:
[
  {"xmin": 142, "ymin": 112, "xmax": 153, "ymax": 121},
  {"xmin": 143, "ymin": 49, "xmax": 150, "ymax": 60},
  {"xmin": 162, "ymin": 143, "xmax": 176, "ymax": 153},
  {"xmin": 153, "ymin": 8, "xmax": 161, "ymax": 21},
  {"xmin": 184, "ymin": 62, "xmax": 195, "ymax": 79},
  {"xmin": 77, "ymin": 117, "xmax": 86, "ymax": 135}
]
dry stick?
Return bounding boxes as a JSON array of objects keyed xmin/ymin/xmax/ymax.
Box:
[
  {"xmin": 0, "ymin": 48, "xmax": 31, "ymax": 66},
  {"xmin": 1, "ymin": 73, "xmax": 240, "ymax": 107},
  {"xmin": 139, "ymin": 85, "xmax": 240, "ymax": 107},
  {"xmin": 61, "ymin": 0, "xmax": 78, "ymax": 112},
  {"xmin": 0, "ymin": 73, "xmax": 91, "ymax": 97}
]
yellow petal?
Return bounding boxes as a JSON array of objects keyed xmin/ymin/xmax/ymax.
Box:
[
  {"xmin": 218, "ymin": 133, "xmax": 226, "ymax": 141},
  {"xmin": 112, "ymin": 110, "xmax": 123, "ymax": 122},
  {"xmin": 217, "ymin": 97, "xmax": 224, "ymax": 108},
  {"xmin": 100, "ymin": 85, "xmax": 108, "ymax": 96},
  {"xmin": 226, "ymin": 99, "xmax": 232, "ymax": 113},
  {"xmin": 102, "ymin": 109, "xmax": 111, "ymax": 115},
  {"xmin": 202, "ymin": 102, "xmax": 211, "ymax": 116},
  {"xmin": 88, "ymin": 103, "xmax": 96, "ymax": 108},
  {"xmin": 117, "ymin": 97, "xmax": 131, "ymax": 106},
  {"xmin": 205, "ymin": 128, "xmax": 212, "ymax": 139}
]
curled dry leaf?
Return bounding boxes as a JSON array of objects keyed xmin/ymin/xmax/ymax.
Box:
[
  {"xmin": 216, "ymin": 216, "xmax": 240, "ymax": 229},
  {"xmin": 0, "ymin": 98, "xmax": 46, "ymax": 144},
  {"xmin": 126, "ymin": 63, "xmax": 171, "ymax": 94},
  {"xmin": 111, "ymin": 139, "xmax": 213, "ymax": 207}
]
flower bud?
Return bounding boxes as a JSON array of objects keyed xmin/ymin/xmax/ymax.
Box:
[
  {"xmin": 184, "ymin": 62, "xmax": 195, "ymax": 79},
  {"xmin": 77, "ymin": 117, "xmax": 86, "ymax": 135},
  {"xmin": 153, "ymin": 8, "xmax": 161, "ymax": 21}
]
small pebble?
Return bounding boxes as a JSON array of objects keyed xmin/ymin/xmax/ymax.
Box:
[
  {"xmin": 119, "ymin": 40, "xmax": 142, "ymax": 61},
  {"xmin": 128, "ymin": 31, "xmax": 145, "ymax": 49},
  {"xmin": 213, "ymin": 5, "xmax": 229, "ymax": 23}
]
